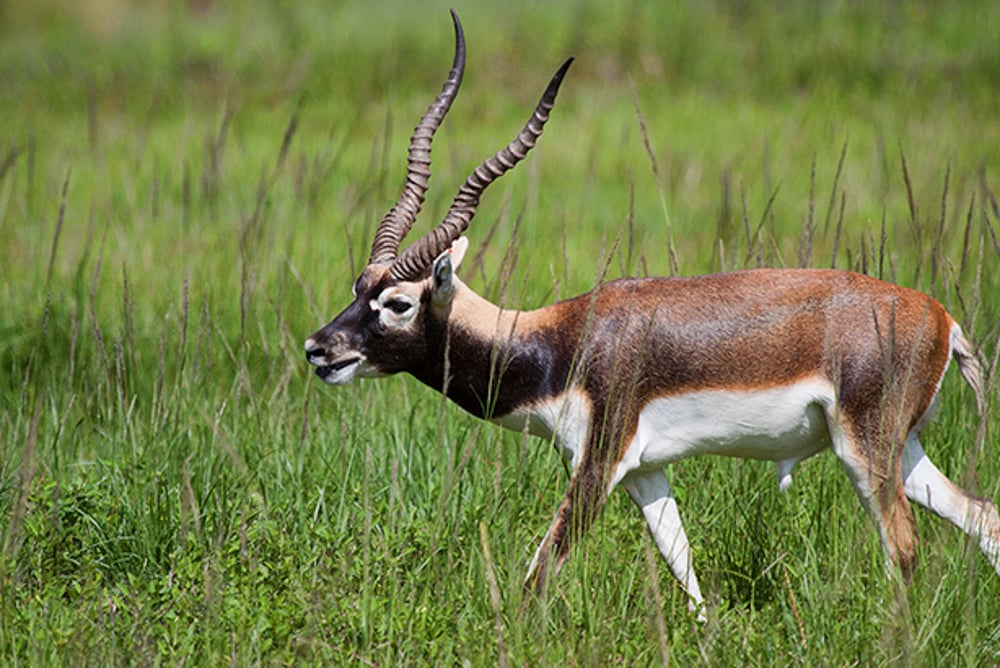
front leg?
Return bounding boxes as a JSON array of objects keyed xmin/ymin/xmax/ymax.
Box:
[
  {"xmin": 524, "ymin": 454, "xmax": 610, "ymax": 594},
  {"xmin": 621, "ymin": 469, "xmax": 705, "ymax": 619},
  {"xmin": 523, "ymin": 390, "xmax": 642, "ymax": 596}
]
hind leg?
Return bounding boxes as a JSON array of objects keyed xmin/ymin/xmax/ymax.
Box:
[
  {"xmin": 826, "ymin": 406, "xmax": 920, "ymax": 580},
  {"xmin": 838, "ymin": 453, "xmax": 920, "ymax": 581},
  {"xmin": 902, "ymin": 435, "xmax": 1000, "ymax": 573}
]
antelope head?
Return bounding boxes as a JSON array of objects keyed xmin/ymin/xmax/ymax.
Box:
[{"xmin": 304, "ymin": 10, "xmax": 572, "ymax": 388}]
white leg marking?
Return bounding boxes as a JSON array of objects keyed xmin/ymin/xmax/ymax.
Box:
[
  {"xmin": 902, "ymin": 436, "xmax": 1000, "ymax": 573},
  {"xmin": 775, "ymin": 459, "xmax": 796, "ymax": 492},
  {"xmin": 524, "ymin": 512, "xmax": 559, "ymax": 585},
  {"xmin": 622, "ymin": 470, "xmax": 705, "ymax": 619}
]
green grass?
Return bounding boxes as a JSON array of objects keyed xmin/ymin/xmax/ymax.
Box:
[{"xmin": 2, "ymin": 0, "xmax": 1000, "ymax": 664}]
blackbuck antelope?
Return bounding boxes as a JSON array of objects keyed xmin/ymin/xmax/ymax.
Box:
[{"xmin": 305, "ymin": 11, "xmax": 1000, "ymax": 615}]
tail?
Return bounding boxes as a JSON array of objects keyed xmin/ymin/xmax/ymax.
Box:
[{"xmin": 951, "ymin": 325, "xmax": 987, "ymax": 417}]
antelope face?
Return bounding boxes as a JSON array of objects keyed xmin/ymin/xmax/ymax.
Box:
[
  {"xmin": 304, "ymin": 267, "xmax": 426, "ymax": 385},
  {"xmin": 304, "ymin": 242, "xmax": 464, "ymax": 385}
]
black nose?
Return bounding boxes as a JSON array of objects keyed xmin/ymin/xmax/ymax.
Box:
[{"xmin": 304, "ymin": 339, "xmax": 325, "ymax": 362}]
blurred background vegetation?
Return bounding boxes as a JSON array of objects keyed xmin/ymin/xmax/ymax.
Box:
[{"xmin": 3, "ymin": 0, "xmax": 999, "ymax": 290}]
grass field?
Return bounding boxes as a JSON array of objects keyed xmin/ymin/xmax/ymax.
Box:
[{"xmin": 2, "ymin": 0, "xmax": 1000, "ymax": 664}]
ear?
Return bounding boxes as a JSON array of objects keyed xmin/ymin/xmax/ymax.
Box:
[
  {"xmin": 449, "ymin": 236, "xmax": 469, "ymax": 269},
  {"xmin": 431, "ymin": 246, "xmax": 456, "ymax": 306},
  {"xmin": 431, "ymin": 237, "xmax": 468, "ymax": 305}
]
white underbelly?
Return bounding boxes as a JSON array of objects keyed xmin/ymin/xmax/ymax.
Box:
[
  {"xmin": 495, "ymin": 377, "xmax": 835, "ymax": 490},
  {"xmin": 629, "ymin": 377, "xmax": 834, "ymax": 469}
]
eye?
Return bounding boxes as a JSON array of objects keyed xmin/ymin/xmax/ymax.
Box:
[{"xmin": 384, "ymin": 298, "xmax": 413, "ymax": 314}]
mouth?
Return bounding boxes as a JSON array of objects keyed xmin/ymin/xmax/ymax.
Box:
[{"xmin": 315, "ymin": 356, "xmax": 363, "ymax": 383}]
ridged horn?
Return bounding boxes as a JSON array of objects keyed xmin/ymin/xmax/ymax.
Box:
[
  {"xmin": 368, "ymin": 10, "xmax": 466, "ymax": 267},
  {"xmin": 390, "ymin": 57, "xmax": 574, "ymax": 281}
]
